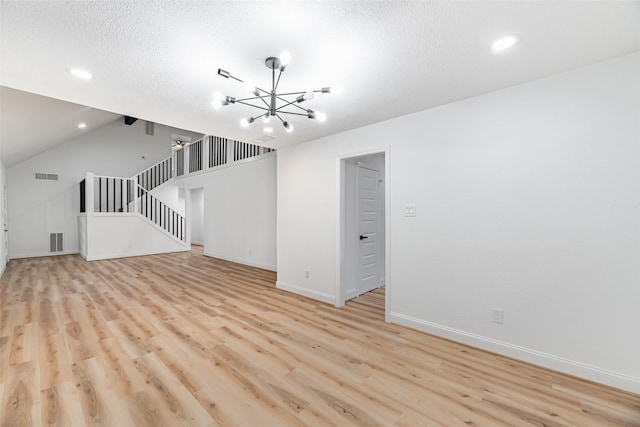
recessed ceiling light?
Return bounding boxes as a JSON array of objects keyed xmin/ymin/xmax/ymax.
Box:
[
  {"xmin": 262, "ymin": 127, "xmax": 274, "ymax": 133},
  {"xmin": 78, "ymin": 123, "xmax": 87, "ymax": 129},
  {"xmin": 491, "ymin": 34, "xmax": 519, "ymax": 52},
  {"xmin": 69, "ymin": 68, "xmax": 93, "ymax": 79}
]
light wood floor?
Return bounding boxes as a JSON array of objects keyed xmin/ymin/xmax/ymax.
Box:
[{"xmin": 1, "ymin": 247, "xmax": 639, "ymax": 426}]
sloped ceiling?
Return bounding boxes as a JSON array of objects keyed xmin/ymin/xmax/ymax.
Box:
[
  {"xmin": 0, "ymin": 87, "xmax": 121, "ymax": 167},
  {"xmin": 1, "ymin": 1, "xmax": 639, "ymax": 164}
]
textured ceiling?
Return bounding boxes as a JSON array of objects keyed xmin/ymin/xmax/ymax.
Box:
[{"xmin": 1, "ymin": 1, "xmax": 640, "ymax": 163}]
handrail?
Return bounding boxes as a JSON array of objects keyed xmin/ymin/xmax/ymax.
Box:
[
  {"xmin": 134, "ymin": 157, "xmax": 173, "ymax": 192},
  {"xmin": 136, "ymin": 183, "xmax": 185, "ymax": 241}
]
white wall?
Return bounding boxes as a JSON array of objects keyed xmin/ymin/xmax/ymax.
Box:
[
  {"xmin": 7, "ymin": 119, "xmax": 201, "ymax": 258},
  {"xmin": 277, "ymin": 52, "xmax": 640, "ymax": 392},
  {"xmin": 150, "ymin": 182, "xmax": 184, "ymax": 215},
  {"xmin": 85, "ymin": 213, "xmax": 188, "ymax": 261},
  {"xmin": 0, "ymin": 160, "xmax": 7, "ymax": 277},
  {"xmin": 179, "ymin": 155, "xmax": 277, "ymax": 271}
]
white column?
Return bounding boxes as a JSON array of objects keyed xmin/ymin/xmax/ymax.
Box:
[
  {"xmin": 202, "ymin": 136, "xmax": 210, "ymax": 171},
  {"xmin": 227, "ymin": 138, "xmax": 234, "ymax": 164},
  {"xmin": 85, "ymin": 172, "xmax": 94, "ymax": 260}
]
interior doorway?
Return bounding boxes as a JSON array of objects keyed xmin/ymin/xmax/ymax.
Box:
[
  {"xmin": 189, "ymin": 188, "xmax": 205, "ymax": 246},
  {"xmin": 337, "ymin": 149, "xmax": 389, "ymax": 321}
]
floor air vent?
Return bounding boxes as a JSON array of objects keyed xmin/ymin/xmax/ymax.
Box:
[{"xmin": 49, "ymin": 233, "xmax": 63, "ymax": 253}]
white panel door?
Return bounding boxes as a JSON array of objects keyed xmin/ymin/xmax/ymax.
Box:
[{"xmin": 357, "ymin": 166, "xmax": 379, "ymax": 296}]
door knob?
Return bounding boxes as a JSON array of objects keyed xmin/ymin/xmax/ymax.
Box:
[{"xmin": 359, "ymin": 235, "xmax": 368, "ymax": 240}]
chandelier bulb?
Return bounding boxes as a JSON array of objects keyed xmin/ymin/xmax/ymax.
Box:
[
  {"xmin": 212, "ymin": 91, "xmax": 225, "ymax": 109},
  {"xmin": 305, "ymin": 90, "xmax": 315, "ymax": 101},
  {"xmin": 262, "ymin": 113, "xmax": 270, "ymax": 123},
  {"xmin": 279, "ymin": 51, "xmax": 292, "ymax": 67},
  {"xmin": 283, "ymin": 121, "xmax": 294, "ymax": 132},
  {"xmin": 244, "ymin": 80, "xmax": 256, "ymax": 94},
  {"xmin": 330, "ymin": 85, "xmax": 343, "ymax": 95},
  {"xmin": 240, "ymin": 116, "xmax": 257, "ymax": 127},
  {"xmin": 316, "ymin": 112, "xmax": 327, "ymax": 122}
]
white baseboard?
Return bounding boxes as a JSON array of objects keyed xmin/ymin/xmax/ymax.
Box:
[
  {"xmin": 203, "ymin": 251, "xmax": 276, "ymax": 272},
  {"xmin": 390, "ymin": 312, "xmax": 640, "ymax": 394},
  {"xmin": 86, "ymin": 247, "xmax": 189, "ymax": 261},
  {"xmin": 276, "ymin": 280, "xmax": 336, "ymax": 305},
  {"xmin": 10, "ymin": 250, "xmax": 78, "ymax": 259}
]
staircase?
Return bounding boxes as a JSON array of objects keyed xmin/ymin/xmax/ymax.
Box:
[{"xmin": 78, "ymin": 135, "xmax": 275, "ymax": 261}]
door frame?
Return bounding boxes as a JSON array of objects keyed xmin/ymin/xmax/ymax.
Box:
[
  {"xmin": 336, "ymin": 146, "xmax": 390, "ymax": 322},
  {"xmin": 188, "ymin": 187, "xmax": 205, "ymax": 246}
]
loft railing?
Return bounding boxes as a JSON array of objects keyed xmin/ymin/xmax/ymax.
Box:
[
  {"xmin": 188, "ymin": 138, "xmax": 203, "ymax": 173},
  {"xmin": 94, "ymin": 176, "xmax": 135, "ymax": 213},
  {"xmin": 79, "ymin": 179, "xmax": 86, "ymax": 213},
  {"xmin": 209, "ymin": 136, "xmax": 228, "ymax": 168},
  {"xmin": 234, "ymin": 140, "xmax": 261, "ymax": 161},
  {"xmin": 135, "ymin": 157, "xmax": 173, "ymax": 192},
  {"xmin": 176, "ymin": 148, "xmax": 185, "ymax": 177},
  {"xmin": 137, "ymin": 185, "xmax": 185, "ymax": 241},
  {"xmin": 175, "ymin": 135, "xmax": 275, "ymax": 177}
]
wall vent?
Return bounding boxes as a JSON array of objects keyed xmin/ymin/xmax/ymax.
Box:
[
  {"xmin": 35, "ymin": 173, "xmax": 59, "ymax": 181},
  {"xmin": 145, "ymin": 121, "xmax": 155, "ymax": 136},
  {"xmin": 49, "ymin": 233, "xmax": 63, "ymax": 253}
]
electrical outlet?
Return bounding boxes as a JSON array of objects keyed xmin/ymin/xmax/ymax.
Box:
[
  {"xmin": 404, "ymin": 204, "xmax": 416, "ymax": 217},
  {"xmin": 492, "ymin": 308, "xmax": 504, "ymax": 324},
  {"xmin": 304, "ymin": 270, "xmax": 310, "ymax": 279}
]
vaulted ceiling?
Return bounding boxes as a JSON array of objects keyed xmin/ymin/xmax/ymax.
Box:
[{"xmin": 1, "ymin": 1, "xmax": 639, "ymax": 167}]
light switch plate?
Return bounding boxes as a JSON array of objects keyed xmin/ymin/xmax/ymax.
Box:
[{"xmin": 404, "ymin": 205, "xmax": 416, "ymax": 217}]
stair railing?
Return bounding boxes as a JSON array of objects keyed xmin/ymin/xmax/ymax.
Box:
[
  {"xmin": 135, "ymin": 156, "xmax": 173, "ymax": 192},
  {"xmin": 136, "ymin": 184, "xmax": 186, "ymax": 241},
  {"xmin": 89, "ymin": 174, "xmax": 185, "ymax": 242},
  {"xmin": 93, "ymin": 175, "xmax": 136, "ymax": 213}
]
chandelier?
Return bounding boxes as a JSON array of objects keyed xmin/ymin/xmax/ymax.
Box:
[{"xmin": 212, "ymin": 51, "xmax": 342, "ymax": 132}]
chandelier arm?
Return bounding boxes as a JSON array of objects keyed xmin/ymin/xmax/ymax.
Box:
[
  {"xmin": 227, "ymin": 74, "xmax": 244, "ymax": 84},
  {"xmin": 254, "ymin": 86, "xmax": 271, "ymax": 96},
  {"xmin": 275, "ymin": 96, "xmax": 309, "ymax": 113},
  {"xmin": 274, "ymin": 69, "xmax": 283, "ymax": 92},
  {"xmin": 235, "ymin": 96, "xmax": 264, "ymax": 102},
  {"xmin": 275, "ymin": 91, "xmax": 309, "ymax": 96},
  {"xmin": 275, "ymin": 111, "xmax": 310, "ymax": 117},
  {"xmin": 273, "ymin": 98, "xmax": 299, "ymax": 111},
  {"xmin": 234, "ymin": 101, "xmax": 269, "ymax": 111},
  {"xmin": 259, "ymin": 97, "xmax": 271, "ymax": 109}
]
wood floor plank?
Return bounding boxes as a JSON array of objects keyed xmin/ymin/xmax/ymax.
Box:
[
  {"xmin": 1, "ymin": 248, "xmax": 639, "ymax": 426},
  {"xmin": 41, "ymin": 382, "xmax": 87, "ymax": 427},
  {"xmin": 2, "ymin": 360, "xmax": 41, "ymax": 427}
]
